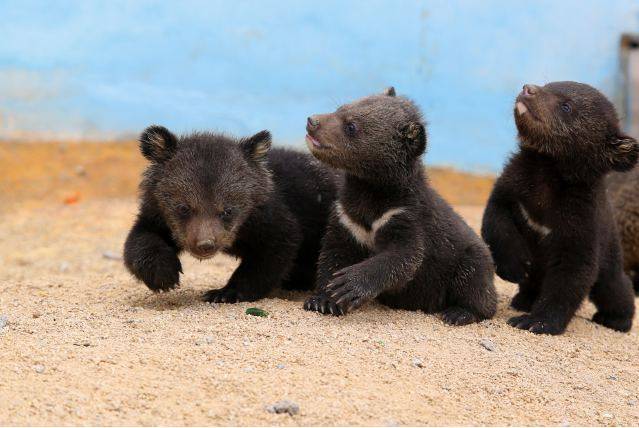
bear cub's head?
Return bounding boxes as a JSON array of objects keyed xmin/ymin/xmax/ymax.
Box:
[
  {"xmin": 514, "ymin": 81, "xmax": 639, "ymax": 174},
  {"xmin": 305, "ymin": 87, "xmax": 426, "ymax": 178},
  {"xmin": 140, "ymin": 125, "xmax": 273, "ymax": 259}
]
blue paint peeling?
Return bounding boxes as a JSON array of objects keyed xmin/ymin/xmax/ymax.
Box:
[{"xmin": 1, "ymin": 0, "xmax": 638, "ymax": 170}]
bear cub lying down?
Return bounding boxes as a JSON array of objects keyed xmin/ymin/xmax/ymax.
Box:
[
  {"xmin": 303, "ymin": 87, "xmax": 498, "ymax": 324},
  {"xmin": 123, "ymin": 126, "xmax": 337, "ymax": 301},
  {"xmin": 482, "ymin": 81, "xmax": 639, "ymax": 335}
]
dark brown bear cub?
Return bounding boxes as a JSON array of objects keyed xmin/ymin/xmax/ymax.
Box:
[
  {"xmin": 303, "ymin": 88, "xmax": 497, "ymax": 324},
  {"xmin": 482, "ymin": 81, "xmax": 639, "ymax": 335},
  {"xmin": 123, "ymin": 126, "xmax": 337, "ymax": 302},
  {"xmin": 608, "ymin": 167, "xmax": 639, "ymax": 293}
]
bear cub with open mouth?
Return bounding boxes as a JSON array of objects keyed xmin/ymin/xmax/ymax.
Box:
[
  {"xmin": 124, "ymin": 126, "xmax": 337, "ymax": 302},
  {"xmin": 482, "ymin": 81, "xmax": 639, "ymax": 335},
  {"xmin": 303, "ymin": 87, "xmax": 497, "ymax": 324}
]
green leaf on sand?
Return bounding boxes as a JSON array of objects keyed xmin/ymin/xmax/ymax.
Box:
[{"xmin": 245, "ymin": 307, "xmax": 269, "ymax": 317}]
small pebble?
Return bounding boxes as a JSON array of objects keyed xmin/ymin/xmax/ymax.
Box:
[
  {"xmin": 412, "ymin": 358, "xmax": 424, "ymax": 368},
  {"xmin": 195, "ymin": 336, "xmax": 214, "ymax": 346},
  {"xmin": 32, "ymin": 311, "xmax": 42, "ymax": 319},
  {"xmin": 74, "ymin": 165, "xmax": 87, "ymax": 176},
  {"xmin": 627, "ymin": 399, "xmax": 637, "ymax": 406},
  {"xmin": 102, "ymin": 251, "xmax": 122, "ymax": 261},
  {"xmin": 607, "ymin": 374, "xmax": 617, "ymax": 381},
  {"xmin": 276, "ymin": 364, "xmax": 285, "ymax": 369},
  {"xmin": 266, "ymin": 400, "xmax": 299, "ymax": 416},
  {"xmin": 0, "ymin": 315, "xmax": 8, "ymax": 330},
  {"xmin": 59, "ymin": 262, "xmax": 70, "ymax": 273},
  {"xmin": 480, "ymin": 339, "xmax": 496, "ymax": 352},
  {"xmin": 33, "ymin": 364, "xmax": 45, "ymax": 374},
  {"xmin": 601, "ymin": 412, "xmax": 613, "ymax": 419}
]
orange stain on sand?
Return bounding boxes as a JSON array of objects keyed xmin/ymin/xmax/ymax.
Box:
[{"xmin": 0, "ymin": 141, "xmax": 494, "ymax": 208}]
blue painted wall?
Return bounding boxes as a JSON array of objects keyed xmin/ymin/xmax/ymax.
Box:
[{"xmin": 1, "ymin": 0, "xmax": 638, "ymax": 171}]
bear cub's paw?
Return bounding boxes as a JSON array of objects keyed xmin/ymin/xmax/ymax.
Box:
[
  {"xmin": 303, "ymin": 293, "xmax": 344, "ymax": 316},
  {"xmin": 140, "ymin": 250, "xmax": 182, "ymax": 292},
  {"xmin": 203, "ymin": 286, "xmax": 258, "ymax": 304},
  {"xmin": 322, "ymin": 265, "xmax": 372, "ymax": 315},
  {"xmin": 507, "ymin": 314, "xmax": 565, "ymax": 335},
  {"xmin": 441, "ymin": 307, "xmax": 478, "ymax": 326},
  {"xmin": 592, "ymin": 312, "xmax": 633, "ymax": 332}
]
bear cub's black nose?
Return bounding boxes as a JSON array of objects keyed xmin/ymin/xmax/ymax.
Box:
[
  {"xmin": 196, "ymin": 239, "xmax": 216, "ymax": 253},
  {"xmin": 307, "ymin": 116, "xmax": 320, "ymax": 130},
  {"xmin": 521, "ymin": 84, "xmax": 538, "ymax": 97}
]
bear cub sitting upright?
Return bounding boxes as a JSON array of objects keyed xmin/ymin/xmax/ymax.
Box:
[
  {"xmin": 482, "ymin": 81, "xmax": 639, "ymax": 335},
  {"xmin": 608, "ymin": 166, "xmax": 639, "ymax": 293},
  {"xmin": 124, "ymin": 126, "xmax": 337, "ymax": 302},
  {"xmin": 303, "ymin": 87, "xmax": 497, "ymax": 324}
]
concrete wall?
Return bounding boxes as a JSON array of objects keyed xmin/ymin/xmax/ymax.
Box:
[{"xmin": 2, "ymin": 0, "xmax": 638, "ymax": 170}]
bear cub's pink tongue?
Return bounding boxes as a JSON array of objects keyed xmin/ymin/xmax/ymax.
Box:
[{"xmin": 306, "ymin": 134, "xmax": 321, "ymax": 148}]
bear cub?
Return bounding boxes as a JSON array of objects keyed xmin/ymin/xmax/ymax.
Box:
[
  {"xmin": 303, "ymin": 87, "xmax": 497, "ymax": 324},
  {"xmin": 608, "ymin": 167, "xmax": 639, "ymax": 293},
  {"xmin": 123, "ymin": 126, "xmax": 337, "ymax": 302},
  {"xmin": 482, "ymin": 81, "xmax": 639, "ymax": 335}
]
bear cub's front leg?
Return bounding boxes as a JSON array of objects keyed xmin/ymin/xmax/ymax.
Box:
[
  {"xmin": 124, "ymin": 216, "xmax": 183, "ymax": 292},
  {"xmin": 204, "ymin": 212, "xmax": 303, "ymax": 303}
]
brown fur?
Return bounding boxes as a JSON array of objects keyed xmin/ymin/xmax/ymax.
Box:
[
  {"xmin": 482, "ymin": 81, "xmax": 638, "ymax": 334},
  {"xmin": 303, "ymin": 88, "xmax": 497, "ymax": 323},
  {"xmin": 608, "ymin": 167, "xmax": 639, "ymax": 291}
]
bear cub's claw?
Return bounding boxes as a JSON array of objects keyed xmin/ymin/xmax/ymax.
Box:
[
  {"xmin": 303, "ymin": 293, "xmax": 344, "ymax": 316},
  {"xmin": 203, "ymin": 287, "xmax": 246, "ymax": 304},
  {"xmin": 322, "ymin": 265, "xmax": 372, "ymax": 315},
  {"xmin": 507, "ymin": 314, "xmax": 565, "ymax": 335},
  {"xmin": 441, "ymin": 307, "xmax": 478, "ymax": 326}
]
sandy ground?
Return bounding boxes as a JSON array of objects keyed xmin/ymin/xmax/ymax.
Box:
[{"xmin": 1, "ymin": 199, "xmax": 638, "ymax": 426}]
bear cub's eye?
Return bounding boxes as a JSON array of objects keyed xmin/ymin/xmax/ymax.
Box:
[
  {"xmin": 176, "ymin": 204, "xmax": 191, "ymax": 218},
  {"xmin": 345, "ymin": 122, "xmax": 358, "ymax": 137},
  {"xmin": 560, "ymin": 102, "xmax": 572, "ymax": 113},
  {"xmin": 219, "ymin": 207, "xmax": 234, "ymax": 221}
]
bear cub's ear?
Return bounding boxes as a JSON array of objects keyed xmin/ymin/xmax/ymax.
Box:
[
  {"xmin": 240, "ymin": 130, "xmax": 272, "ymax": 163},
  {"xmin": 609, "ymin": 134, "xmax": 639, "ymax": 172},
  {"xmin": 139, "ymin": 125, "xmax": 178, "ymax": 163},
  {"xmin": 400, "ymin": 121, "xmax": 427, "ymax": 156},
  {"xmin": 383, "ymin": 86, "xmax": 396, "ymax": 97}
]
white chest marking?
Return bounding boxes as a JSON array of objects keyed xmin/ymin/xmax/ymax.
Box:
[
  {"xmin": 519, "ymin": 203, "xmax": 551, "ymax": 237},
  {"xmin": 335, "ymin": 202, "xmax": 406, "ymax": 249}
]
